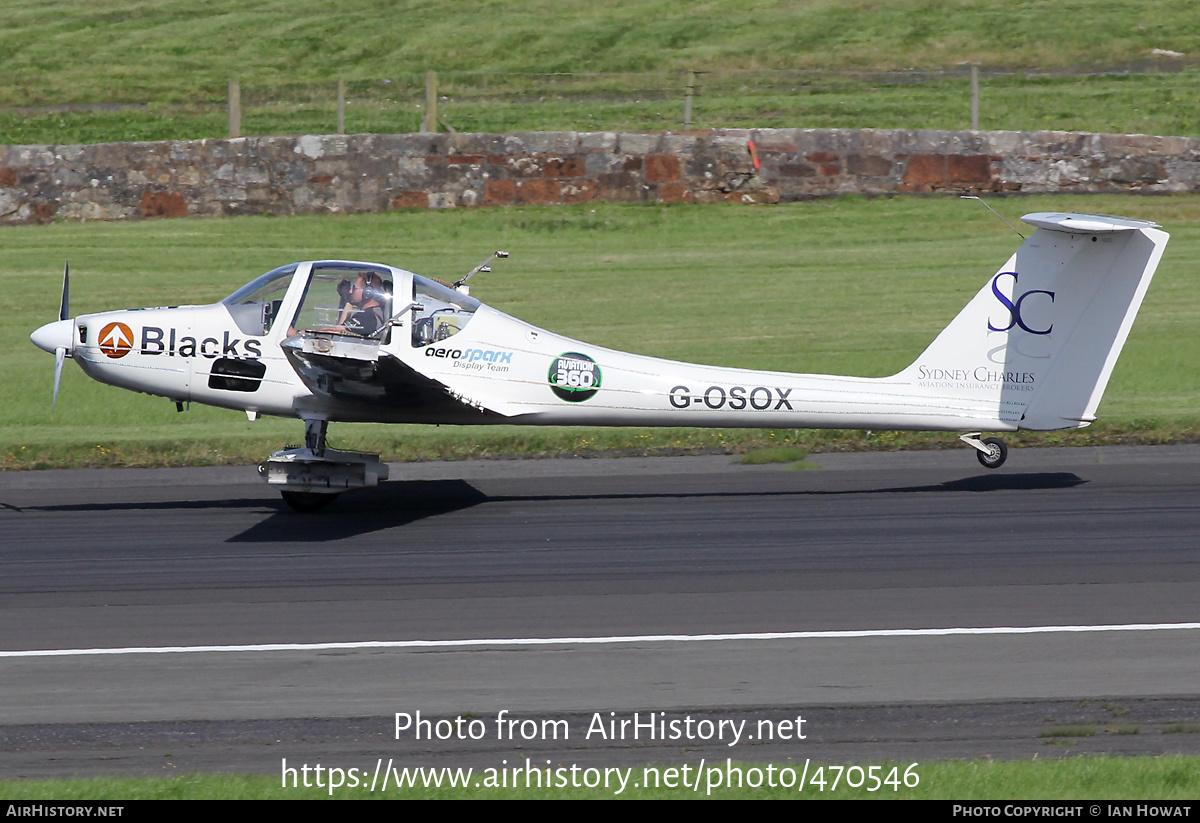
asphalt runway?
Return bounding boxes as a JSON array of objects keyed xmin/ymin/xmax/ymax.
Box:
[{"xmin": 2, "ymin": 445, "xmax": 1198, "ymax": 780}]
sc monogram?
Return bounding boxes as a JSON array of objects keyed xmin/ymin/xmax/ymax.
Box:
[{"xmin": 988, "ymin": 271, "xmax": 1054, "ymax": 335}]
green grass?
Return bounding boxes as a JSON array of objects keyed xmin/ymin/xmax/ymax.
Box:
[
  {"xmin": 5, "ymin": 0, "xmax": 1200, "ymax": 102},
  {"xmin": 9, "ymin": 70, "xmax": 1200, "ymax": 143},
  {"xmin": 1108, "ymin": 726, "xmax": 1141, "ymax": 736},
  {"xmin": 739, "ymin": 446, "xmax": 810, "ymax": 465},
  {"xmin": 5, "ymin": 195, "xmax": 1200, "ymax": 470},
  {"xmin": 5, "ymin": 1, "xmax": 1200, "ymax": 142},
  {"xmin": 1042, "ymin": 726, "xmax": 1098, "ymax": 738},
  {"xmin": 3, "ymin": 756, "xmax": 1200, "ymax": 799}
]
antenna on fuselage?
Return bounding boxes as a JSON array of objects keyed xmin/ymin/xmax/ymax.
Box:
[
  {"xmin": 960, "ymin": 195, "xmax": 1025, "ymax": 239},
  {"xmin": 453, "ymin": 250, "xmax": 509, "ymax": 295}
]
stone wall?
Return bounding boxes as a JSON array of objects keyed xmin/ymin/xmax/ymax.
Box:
[{"xmin": 2, "ymin": 128, "xmax": 1199, "ymax": 225}]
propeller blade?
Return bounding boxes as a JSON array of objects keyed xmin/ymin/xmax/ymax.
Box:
[
  {"xmin": 52, "ymin": 262, "xmax": 70, "ymax": 407},
  {"xmin": 60, "ymin": 262, "xmax": 69, "ymax": 322},
  {"xmin": 53, "ymin": 347, "xmax": 65, "ymax": 408}
]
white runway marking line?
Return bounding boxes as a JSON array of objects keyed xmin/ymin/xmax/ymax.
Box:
[{"xmin": 4, "ymin": 622, "xmax": 1200, "ymax": 659}]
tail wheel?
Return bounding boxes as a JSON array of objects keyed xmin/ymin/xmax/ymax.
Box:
[
  {"xmin": 976, "ymin": 437, "xmax": 1007, "ymax": 469},
  {"xmin": 280, "ymin": 491, "xmax": 339, "ymax": 513}
]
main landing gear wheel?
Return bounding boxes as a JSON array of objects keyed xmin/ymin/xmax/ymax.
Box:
[
  {"xmin": 975, "ymin": 437, "xmax": 1008, "ymax": 469},
  {"xmin": 280, "ymin": 490, "xmax": 339, "ymax": 513}
]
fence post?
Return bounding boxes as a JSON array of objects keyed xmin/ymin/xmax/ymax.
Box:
[
  {"xmin": 227, "ymin": 81, "xmax": 241, "ymax": 138},
  {"xmin": 337, "ymin": 79, "xmax": 346, "ymax": 134},
  {"xmin": 422, "ymin": 71, "xmax": 438, "ymax": 133},
  {"xmin": 970, "ymin": 64, "xmax": 979, "ymax": 130},
  {"xmin": 684, "ymin": 70, "xmax": 696, "ymax": 127}
]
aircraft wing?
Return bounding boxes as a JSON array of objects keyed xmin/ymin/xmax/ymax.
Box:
[{"xmin": 280, "ymin": 333, "xmax": 509, "ymax": 421}]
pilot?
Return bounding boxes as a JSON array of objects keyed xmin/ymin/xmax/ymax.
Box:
[
  {"xmin": 314, "ymin": 273, "xmax": 391, "ymax": 336},
  {"xmin": 339, "ymin": 273, "xmax": 389, "ymax": 336}
]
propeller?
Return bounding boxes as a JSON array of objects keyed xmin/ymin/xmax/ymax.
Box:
[
  {"xmin": 30, "ymin": 263, "xmax": 73, "ymax": 407},
  {"xmin": 53, "ymin": 262, "xmax": 69, "ymax": 407}
]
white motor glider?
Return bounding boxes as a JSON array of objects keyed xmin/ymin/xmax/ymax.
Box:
[{"xmin": 31, "ymin": 212, "xmax": 1168, "ymax": 511}]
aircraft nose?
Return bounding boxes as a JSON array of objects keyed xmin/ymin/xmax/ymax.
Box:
[{"xmin": 31, "ymin": 318, "xmax": 74, "ymax": 354}]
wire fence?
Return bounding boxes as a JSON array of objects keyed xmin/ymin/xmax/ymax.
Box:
[
  {"xmin": 6, "ymin": 66, "xmax": 1200, "ymax": 145},
  {"xmin": 236, "ymin": 66, "xmax": 1200, "ymax": 134}
]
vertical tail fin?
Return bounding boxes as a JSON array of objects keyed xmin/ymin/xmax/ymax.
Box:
[{"xmin": 897, "ymin": 213, "xmax": 1168, "ymax": 431}]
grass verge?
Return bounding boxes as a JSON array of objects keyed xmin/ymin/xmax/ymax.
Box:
[
  {"xmin": 3, "ymin": 756, "xmax": 1200, "ymax": 799},
  {"xmin": 5, "ymin": 1, "xmax": 1200, "ymax": 142}
]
